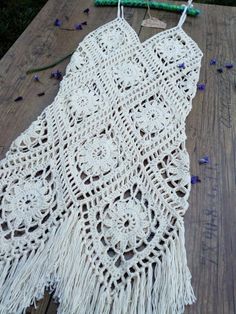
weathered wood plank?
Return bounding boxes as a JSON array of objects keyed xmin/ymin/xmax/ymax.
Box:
[
  {"xmin": 0, "ymin": 1, "xmax": 236, "ymax": 313},
  {"xmin": 184, "ymin": 4, "xmax": 236, "ymax": 314},
  {"xmin": 26, "ymin": 292, "xmax": 51, "ymax": 314}
]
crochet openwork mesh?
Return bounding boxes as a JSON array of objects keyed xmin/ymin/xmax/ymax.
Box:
[{"xmin": 0, "ymin": 1, "xmax": 203, "ymax": 313}]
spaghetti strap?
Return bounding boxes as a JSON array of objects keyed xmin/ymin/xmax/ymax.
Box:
[
  {"xmin": 177, "ymin": 0, "xmax": 193, "ymax": 28},
  {"xmin": 117, "ymin": 0, "xmax": 124, "ymax": 18}
]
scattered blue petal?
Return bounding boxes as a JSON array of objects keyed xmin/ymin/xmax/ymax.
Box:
[
  {"xmin": 37, "ymin": 92, "xmax": 45, "ymax": 97},
  {"xmin": 54, "ymin": 18, "xmax": 62, "ymax": 27},
  {"xmin": 197, "ymin": 83, "xmax": 206, "ymax": 91},
  {"xmin": 34, "ymin": 74, "xmax": 40, "ymax": 82},
  {"xmin": 178, "ymin": 62, "xmax": 186, "ymax": 69},
  {"xmin": 210, "ymin": 58, "xmax": 217, "ymax": 65},
  {"xmin": 50, "ymin": 70, "xmax": 62, "ymax": 80},
  {"xmin": 198, "ymin": 156, "xmax": 209, "ymax": 165},
  {"xmin": 75, "ymin": 23, "xmax": 83, "ymax": 30},
  {"xmin": 83, "ymin": 8, "xmax": 90, "ymax": 14},
  {"xmin": 225, "ymin": 63, "xmax": 234, "ymax": 69},
  {"xmin": 14, "ymin": 96, "xmax": 23, "ymax": 102},
  {"xmin": 217, "ymin": 68, "xmax": 223, "ymax": 73},
  {"xmin": 191, "ymin": 176, "xmax": 201, "ymax": 184}
]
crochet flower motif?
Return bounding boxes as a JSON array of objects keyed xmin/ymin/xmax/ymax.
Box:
[
  {"xmin": 103, "ymin": 199, "xmax": 150, "ymax": 251},
  {"xmin": 69, "ymin": 87, "xmax": 100, "ymax": 116},
  {"xmin": 112, "ymin": 61, "xmax": 144, "ymax": 90},
  {"xmin": 79, "ymin": 135, "xmax": 119, "ymax": 176},
  {"xmin": 98, "ymin": 29, "xmax": 125, "ymax": 53},
  {"xmin": 2, "ymin": 180, "xmax": 51, "ymax": 229},
  {"xmin": 134, "ymin": 101, "xmax": 171, "ymax": 133},
  {"xmin": 162, "ymin": 39, "xmax": 185, "ymax": 60}
]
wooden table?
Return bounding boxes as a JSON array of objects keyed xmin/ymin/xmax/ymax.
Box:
[{"xmin": 0, "ymin": 1, "xmax": 236, "ymax": 313}]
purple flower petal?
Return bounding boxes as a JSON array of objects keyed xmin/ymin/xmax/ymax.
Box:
[
  {"xmin": 75, "ymin": 23, "xmax": 83, "ymax": 30},
  {"xmin": 37, "ymin": 92, "xmax": 45, "ymax": 97},
  {"xmin": 225, "ymin": 63, "xmax": 234, "ymax": 69},
  {"xmin": 198, "ymin": 156, "xmax": 209, "ymax": 165},
  {"xmin": 50, "ymin": 70, "xmax": 62, "ymax": 80},
  {"xmin": 14, "ymin": 96, "xmax": 23, "ymax": 102},
  {"xmin": 83, "ymin": 8, "xmax": 90, "ymax": 14},
  {"xmin": 210, "ymin": 58, "xmax": 217, "ymax": 65},
  {"xmin": 81, "ymin": 21, "xmax": 87, "ymax": 25},
  {"xmin": 178, "ymin": 62, "xmax": 185, "ymax": 69},
  {"xmin": 54, "ymin": 18, "xmax": 62, "ymax": 27},
  {"xmin": 34, "ymin": 74, "xmax": 40, "ymax": 82},
  {"xmin": 191, "ymin": 175, "xmax": 201, "ymax": 184},
  {"xmin": 197, "ymin": 83, "xmax": 206, "ymax": 91},
  {"xmin": 217, "ymin": 68, "xmax": 223, "ymax": 73}
]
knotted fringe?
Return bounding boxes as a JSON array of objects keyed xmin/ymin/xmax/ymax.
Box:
[{"xmin": 0, "ymin": 211, "xmax": 196, "ymax": 314}]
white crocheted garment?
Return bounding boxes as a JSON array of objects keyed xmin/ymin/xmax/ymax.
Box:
[{"xmin": 0, "ymin": 1, "xmax": 203, "ymax": 313}]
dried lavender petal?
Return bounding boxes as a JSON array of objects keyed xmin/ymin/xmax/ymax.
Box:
[
  {"xmin": 54, "ymin": 19, "xmax": 62, "ymax": 27},
  {"xmin": 197, "ymin": 83, "xmax": 206, "ymax": 91},
  {"xmin": 83, "ymin": 8, "xmax": 90, "ymax": 14},
  {"xmin": 198, "ymin": 156, "xmax": 209, "ymax": 165},
  {"xmin": 75, "ymin": 23, "xmax": 83, "ymax": 30},
  {"xmin": 14, "ymin": 96, "xmax": 23, "ymax": 102},
  {"xmin": 178, "ymin": 63, "xmax": 186, "ymax": 69},
  {"xmin": 37, "ymin": 92, "xmax": 45, "ymax": 97},
  {"xmin": 50, "ymin": 70, "xmax": 62, "ymax": 80},
  {"xmin": 34, "ymin": 74, "xmax": 40, "ymax": 82},
  {"xmin": 210, "ymin": 58, "xmax": 217, "ymax": 65},
  {"xmin": 225, "ymin": 63, "xmax": 234, "ymax": 69},
  {"xmin": 191, "ymin": 175, "xmax": 201, "ymax": 184}
]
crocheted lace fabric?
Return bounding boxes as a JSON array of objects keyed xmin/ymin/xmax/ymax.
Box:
[{"xmin": 0, "ymin": 1, "xmax": 203, "ymax": 313}]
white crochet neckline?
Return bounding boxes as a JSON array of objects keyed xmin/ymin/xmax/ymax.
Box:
[{"xmin": 108, "ymin": 16, "xmax": 203, "ymax": 56}]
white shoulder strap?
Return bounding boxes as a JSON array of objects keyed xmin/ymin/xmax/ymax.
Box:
[
  {"xmin": 178, "ymin": 0, "xmax": 193, "ymax": 28},
  {"xmin": 117, "ymin": 0, "xmax": 124, "ymax": 18}
]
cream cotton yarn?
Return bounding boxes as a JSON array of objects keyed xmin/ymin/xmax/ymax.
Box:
[{"xmin": 0, "ymin": 0, "xmax": 203, "ymax": 313}]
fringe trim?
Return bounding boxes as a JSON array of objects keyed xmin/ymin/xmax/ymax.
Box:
[{"xmin": 0, "ymin": 211, "xmax": 196, "ymax": 314}]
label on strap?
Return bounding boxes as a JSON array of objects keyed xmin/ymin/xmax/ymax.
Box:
[{"xmin": 141, "ymin": 17, "xmax": 167, "ymax": 29}]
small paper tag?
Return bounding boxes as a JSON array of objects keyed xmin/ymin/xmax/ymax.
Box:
[{"xmin": 141, "ymin": 17, "xmax": 167, "ymax": 29}]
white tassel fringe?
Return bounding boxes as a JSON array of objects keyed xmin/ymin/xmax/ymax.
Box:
[{"xmin": 0, "ymin": 211, "xmax": 196, "ymax": 314}]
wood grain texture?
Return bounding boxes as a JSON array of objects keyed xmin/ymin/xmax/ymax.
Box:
[{"xmin": 0, "ymin": 1, "xmax": 235, "ymax": 313}]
